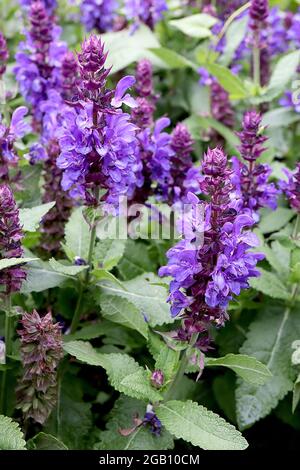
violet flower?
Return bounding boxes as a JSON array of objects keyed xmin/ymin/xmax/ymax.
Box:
[
  {"xmin": 280, "ymin": 163, "xmax": 300, "ymax": 214},
  {"xmin": 233, "ymin": 110, "xmax": 280, "ymax": 221},
  {"xmin": 0, "ymin": 107, "xmax": 31, "ymax": 183},
  {"xmin": 56, "ymin": 35, "xmax": 139, "ymax": 206},
  {"xmin": 16, "ymin": 310, "xmax": 63, "ymax": 424},
  {"xmin": 19, "ymin": 0, "xmax": 57, "ymax": 14},
  {"xmin": 0, "ymin": 32, "xmax": 9, "ymax": 77},
  {"xmin": 159, "ymin": 148, "xmax": 263, "ymax": 351},
  {"xmin": 14, "ymin": 1, "xmax": 67, "ymax": 124},
  {"xmin": 124, "ymin": 0, "xmax": 168, "ymax": 30},
  {"xmin": 80, "ymin": 0, "xmax": 118, "ymax": 32},
  {"xmin": 0, "ymin": 185, "xmax": 26, "ymax": 295}
]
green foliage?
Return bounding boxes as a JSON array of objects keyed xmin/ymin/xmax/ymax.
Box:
[
  {"xmin": 0, "ymin": 415, "xmax": 26, "ymax": 450},
  {"xmin": 0, "ymin": 257, "xmax": 37, "ymax": 271},
  {"xmin": 168, "ymin": 14, "xmax": 217, "ymax": 39},
  {"xmin": 27, "ymin": 433, "xmax": 68, "ymax": 450},
  {"xmin": 63, "ymin": 207, "xmax": 91, "ymax": 261},
  {"xmin": 19, "ymin": 202, "xmax": 56, "ymax": 232},
  {"xmin": 249, "ymin": 268, "xmax": 290, "ymax": 300},
  {"xmin": 156, "ymin": 400, "xmax": 248, "ymax": 450}
]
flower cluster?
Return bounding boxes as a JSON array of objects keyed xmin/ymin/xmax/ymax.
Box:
[
  {"xmin": 159, "ymin": 148, "xmax": 263, "ymax": 349},
  {"xmin": 19, "ymin": 0, "xmax": 57, "ymax": 14},
  {"xmin": 132, "ymin": 59, "xmax": 156, "ymax": 130},
  {"xmin": 0, "ymin": 107, "xmax": 31, "ymax": 184},
  {"xmin": 0, "ymin": 185, "xmax": 26, "ymax": 296},
  {"xmin": 280, "ymin": 163, "xmax": 300, "ymax": 214},
  {"xmin": 233, "ymin": 110, "xmax": 279, "ymax": 221},
  {"xmin": 16, "ymin": 310, "xmax": 63, "ymax": 424},
  {"xmin": 15, "ymin": 1, "xmax": 67, "ymax": 123},
  {"xmin": 80, "ymin": 0, "xmax": 118, "ymax": 32},
  {"xmin": 57, "ymin": 35, "xmax": 139, "ymax": 206},
  {"xmin": 124, "ymin": 0, "xmax": 167, "ymax": 30},
  {"xmin": 0, "ymin": 32, "xmax": 9, "ymax": 77}
]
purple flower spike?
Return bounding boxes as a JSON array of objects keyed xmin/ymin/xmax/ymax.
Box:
[
  {"xmin": 124, "ymin": 0, "xmax": 168, "ymax": 30},
  {"xmin": 0, "ymin": 185, "xmax": 26, "ymax": 295},
  {"xmin": 80, "ymin": 0, "xmax": 118, "ymax": 33},
  {"xmin": 0, "ymin": 32, "xmax": 9, "ymax": 76},
  {"xmin": 16, "ymin": 310, "xmax": 63, "ymax": 424},
  {"xmin": 250, "ymin": 0, "xmax": 269, "ymax": 30},
  {"xmin": 159, "ymin": 147, "xmax": 263, "ymax": 351},
  {"xmin": 280, "ymin": 163, "xmax": 300, "ymax": 214}
]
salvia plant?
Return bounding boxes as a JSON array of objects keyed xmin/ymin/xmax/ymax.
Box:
[{"xmin": 0, "ymin": 0, "xmax": 300, "ymax": 454}]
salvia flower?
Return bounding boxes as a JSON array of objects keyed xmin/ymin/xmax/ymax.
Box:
[
  {"xmin": 280, "ymin": 163, "xmax": 300, "ymax": 214},
  {"xmin": 233, "ymin": 110, "xmax": 279, "ymax": 220},
  {"xmin": 80, "ymin": 0, "xmax": 118, "ymax": 32},
  {"xmin": 150, "ymin": 370, "xmax": 164, "ymax": 389},
  {"xmin": 169, "ymin": 123, "xmax": 200, "ymax": 203},
  {"xmin": 16, "ymin": 310, "xmax": 63, "ymax": 424},
  {"xmin": 249, "ymin": 0, "xmax": 269, "ymax": 31},
  {"xmin": 124, "ymin": 0, "xmax": 168, "ymax": 30},
  {"xmin": 0, "ymin": 185, "xmax": 26, "ymax": 295},
  {"xmin": 19, "ymin": 0, "xmax": 57, "ymax": 14},
  {"xmin": 0, "ymin": 107, "xmax": 31, "ymax": 183},
  {"xmin": 0, "ymin": 32, "xmax": 9, "ymax": 76},
  {"xmin": 143, "ymin": 404, "xmax": 162, "ymax": 435},
  {"xmin": 57, "ymin": 35, "xmax": 139, "ymax": 206},
  {"xmin": 159, "ymin": 148, "xmax": 263, "ymax": 350},
  {"xmin": 15, "ymin": 1, "xmax": 67, "ymax": 123},
  {"xmin": 132, "ymin": 59, "xmax": 156, "ymax": 130}
]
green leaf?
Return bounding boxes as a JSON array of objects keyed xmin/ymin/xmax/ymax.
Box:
[
  {"xmin": 249, "ymin": 269, "xmax": 290, "ymax": 300},
  {"xmin": 155, "ymin": 345, "xmax": 180, "ymax": 383},
  {"xmin": 92, "ymin": 268, "xmax": 125, "ymax": 289},
  {"xmin": 184, "ymin": 114, "xmax": 239, "ymax": 150},
  {"xmin": 0, "ymin": 415, "xmax": 26, "ymax": 450},
  {"xmin": 259, "ymin": 241, "xmax": 291, "ymax": 279},
  {"xmin": 0, "ymin": 257, "xmax": 37, "ymax": 271},
  {"xmin": 220, "ymin": 15, "xmax": 248, "ymax": 66},
  {"xmin": 49, "ymin": 258, "xmax": 88, "ymax": 276},
  {"xmin": 262, "ymin": 108, "xmax": 300, "ymax": 128},
  {"xmin": 19, "ymin": 202, "xmax": 56, "ymax": 232},
  {"xmin": 93, "ymin": 239, "xmax": 126, "ymax": 271},
  {"xmin": 99, "ymin": 295, "xmax": 148, "ymax": 339},
  {"xmin": 236, "ymin": 304, "xmax": 300, "ymax": 429},
  {"xmin": 266, "ymin": 50, "xmax": 300, "ymax": 99},
  {"xmin": 213, "ymin": 373, "xmax": 236, "ymax": 423},
  {"xmin": 64, "ymin": 322, "xmax": 104, "ymax": 342},
  {"xmin": 118, "ymin": 240, "xmax": 156, "ymax": 280},
  {"xmin": 21, "ymin": 258, "xmax": 70, "ymax": 293},
  {"xmin": 64, "ymin": 207, "xmax": 91, "ymax": 261},
  {"xmin": 205, "ymin": 63, "xmax": 248, "ymax": 100},
  {"xmin": 95, "ymin": 272, "xmax": 173, "ymax": 327},
  {"xmin": 102, "ymin": 25, "xmax": 161, "ymax": 74},
  {"xmin": 95, "ymin": 397, "xmax": 174, "ymax": 450},
  {"xmin": 149, "ymin": 47, "xmax": 196, "ymax": 70},
  {"xmin": 27, "ymin": 433, "xmax": 68, "ymax": 450},
  {"xmin": 63, "ymin": 341, "xmax": 162, "ymax": 402},
  {"xmin": 169, "ymin": 13, "xmax": 217, "ymax": 38},
  {"xmin": 156, "ymin": 400, "xmax": 248, "ymax": 450},
  {"xmin": 259, "ymin": 208, "xmax": 294, "ymax": 234},
  {"xmin": 293, "ymin": 373, "xmax": 300, "ymax": 413},
  {"xmin": 206, "ymin": 354, "xmax": 272, "ymax": 385}
]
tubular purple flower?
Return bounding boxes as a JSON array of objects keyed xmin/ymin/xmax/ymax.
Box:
[
  {"xmin": 280, "ymin": 163, "xmax": 300, "ymax": 214},
  {"xmin": 159, "ymin": 148, "xmax": 263, "ymax": 351},
  {"xmin": 80, "ymin": 0, "xmax": 118, "ymax": 33},
  {"xmin": 233, "ymin": 110, "xmax": 280, "ymax": 220},
  {"xmin": 124, "ymin": 0, "xmax": 167, "ymax": 30},
  {"xmin": 16, "ymin": 310, "xmax": 63, "ymax": 424},
  {"xmin": 19, "ymin": 0, "xmax": 57, "ymax": 14},
  {"xmin": 249, "ymin": 0, "xmax": 269, "ymax": 30},
  {"xmin": 57, "ymin": 35, "xmax": 140, "ymax": 206},
  {"xmin": 0, "ymin": 32, "xmax": 9, "ymax": 76},
  {"xmin": 0, "ymin": 185, "xmax": 26, "ymax": 295}
]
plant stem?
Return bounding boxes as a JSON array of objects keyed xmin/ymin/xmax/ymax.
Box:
[
  {"xmin": 0, "ymin": 296, "xmax": 12, "ymax": 415},
  {"xmin": 253, "ymin": 32, "xmax": 261, "ymax": 89},
  {"xmin": 70, "ymin": 187, "xmax": 100, "ymax": 334},
  {"xmin": 164, "ymin": 333, "xmax": 198, "ymax": 402}
]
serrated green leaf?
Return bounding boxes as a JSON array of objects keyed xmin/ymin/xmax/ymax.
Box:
[
  {"xmin": 206, "ymin": 354, "xmax": 272, "ymax": 385},
  {"xmin": 156, "ymin": 400, "xmax": 248, "ymax": 450},
  {"xmin": 0, "ymin": 257, "xmax": 37, "ymax": 271},
  {"xmin": 118, "ymin": 240, "xmax": 156, "ymax": 280},
  {"xmin": 0, "ymin": 415, "xmax": 26, "ymax": 450},
  {"xmin": 266, "ymin": 50, "xmax": 300, "ymax": 99},
  {"xmin": 249, "ymin": 268, "xmax": 290, "ymax": 300},
  {"xmin": 95, "ymin": 272, "xmax": 173, "ymax": 327},
  {"xmin": 21, "ymin": 258, "xmax": 70, "ymax": 293},
  {"xmin": 64, "ymin": 207, "xmax": 91, "ymax": 261},
  {"xmin": 236, "ymin": 304, "xmax": 300, "ymax": 429},
  {"xmin": 19, "ymin": 202, "xmax": 56, "ymax": 232},
  {"xmin": 149, "ymin": 47, "xmax": 196, "ymax": 70},
  {"xmin": 259, "ymin": 208, "xmax": 294, "ymax": 234},
  {"xmin": 27, "ymin": 433, "xmax": 68, "ymax": 450},
  {"xmin": 63, "ymin": 341, "xmax": 162, "ymax": 402},
  {"xmin": 100, "ymin": 295, "xmax": 148, "ymax": 339},
  {"xmin": 49, "ymin": 258, "xmax": 88, "ymax": 276},
  {"xmin": 93, "ymin": 239, "xmax": 126, "ymax": 271},
  {"xmin": 259, "ymin": 241, "xmax": 291, "ymax": 279},
  {"xmin": 169, "ymin": 13, "xmax": 217, "ymax": 38},
  {"xmin": 205, "ymin": 63, "xmax": 248, "ymax": 100},
  {"xmin": 92, "ymin": 268, "xmax": 125, "ymax": 289},
  {"xmin": 95, "ymin": 397, "xmax": 174, "ymax": 450}
]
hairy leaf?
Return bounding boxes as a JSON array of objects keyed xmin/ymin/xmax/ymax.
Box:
[{"xmin": 0, "ymin": 415, "xmax": 26, "ymax": 450}]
